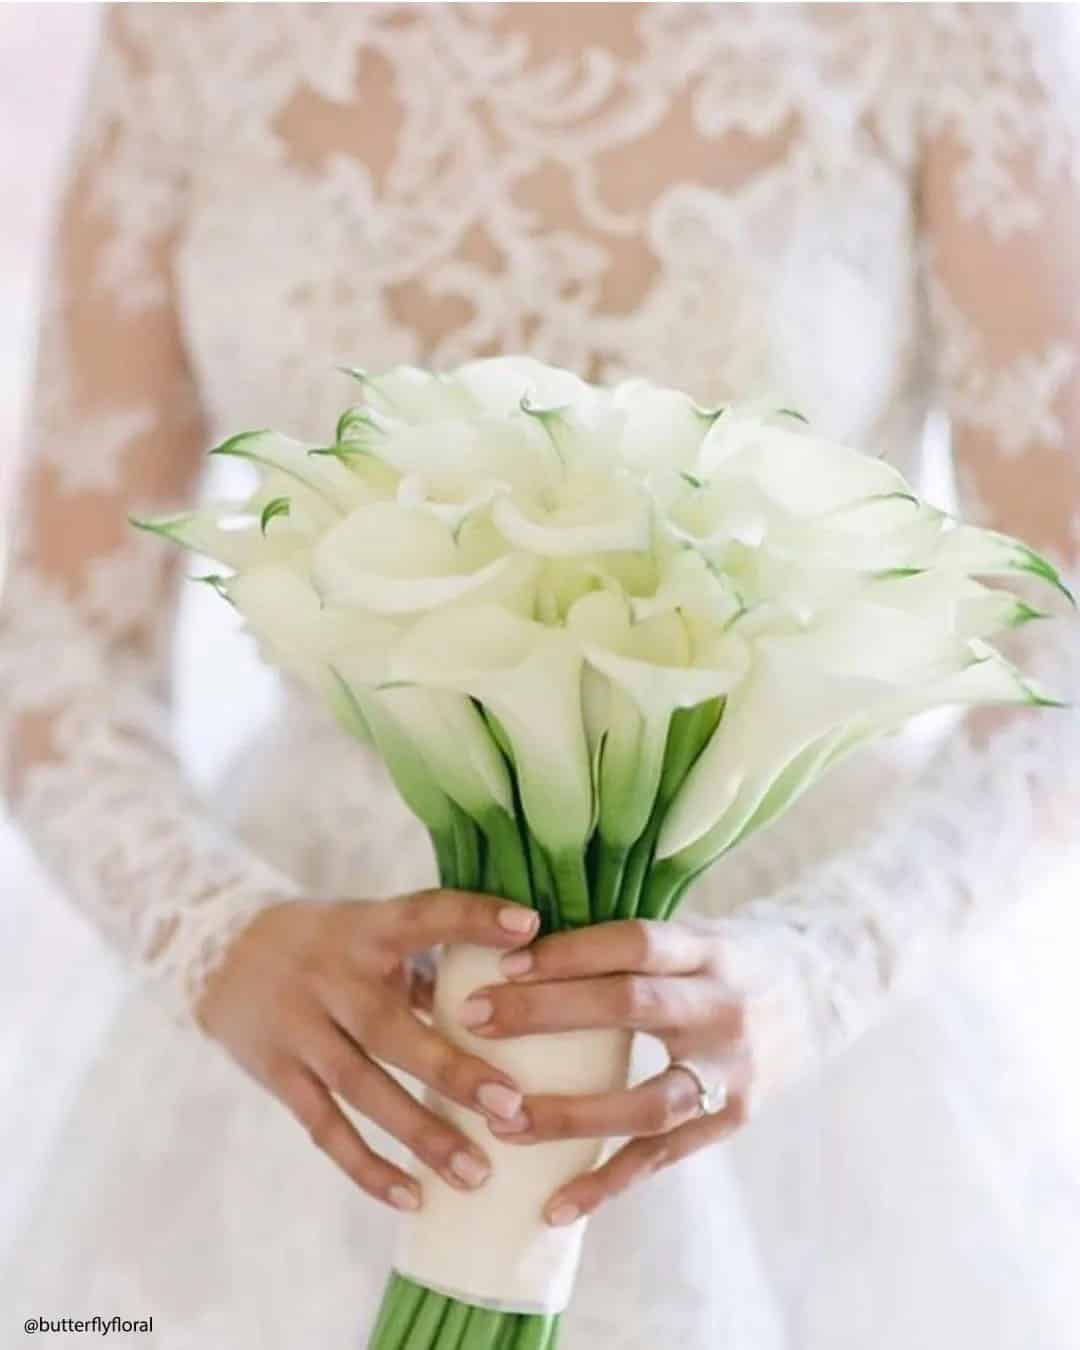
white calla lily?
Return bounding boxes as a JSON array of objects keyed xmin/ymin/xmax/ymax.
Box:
[
  {"xmin": 340, "ymin": 364, "xmax": 475, "ymax": 422},
  {"xmin": 698, "ymin": 416, "xmax": 911, "ymax": 515},
  {"xmin": 209, "ymin": 430, "xmax": 373, "ymax": 512},
  {"xmin": 491, "ymin": 472, "xmax": 651, "ymax": 557},
  {"xmin": 567, "ymin": 592, "xmax": 746, "ymax": 858},
  {"xmin": 374, "ymin": 686, "xmax": 515, "ymax": 821},
  {"xmin": 630, "ymin": 548, "xmax": 743, "ymax": 627},
  {"xmin": 929, "ymin": 523, "xmax": 1075, "ymax": 602},
  {"xmin": 657, "ymin": 639, "xmax": 888, "ymax": 867},
  {"xmin": 612, "ymin": 379, "xmax": 718, "ymax": 473},
  {"xmin": 391, "ymin": 604, "xmax": 594, "ymax": 916},
  {"xmin": 657, "ymin": 590, "xmax": 984, "ymax": 867},
  {"xmin": 455, "ymin": 356, "xmax": 600, "ymax": 420},
  {"xmin": 131, "ymin": 503, "xmax": 304, "ymax": 571},
  {"xmin": 311, "ymin": 501, "xmax": 537, "ymax": 614},
  {"xmin": 225, "ymin": 563, "xmax": 394, "ymax": 701}
]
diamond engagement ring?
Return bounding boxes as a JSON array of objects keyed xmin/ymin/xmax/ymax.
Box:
[{"xmin": 669, "ymin": 1058, "xmax": 728, "ymax": 1117}]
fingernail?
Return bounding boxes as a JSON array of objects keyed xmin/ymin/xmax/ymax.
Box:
[
  {"xmin": 449, "ymin": 1151, "xmax": 490, "ymax": 1188},
  {"xmin": 389, "ymin": 1185, "xmax": 421, "ymax": 1211},
  {"xmin": 500, "ymin": 951, "xmax": 533, "ymax": 977},
  {"xmin": 547, "ymin": 1202, "xmax": 581, "ymax": 1227},
  {"xmin": 460, "ymin": 995, "xmax": 493, "ymax": 1028},
  {"xmin": 498, "ymin": 906, "xmax": 538, "ymax": 935},
  {"xmin": 476, "ymin": 1082, "xmax": 523, "ymax": 1121},
  {"xmin": 488, "ymin": 1107, "xmax": 531, "ymax": 1134}
]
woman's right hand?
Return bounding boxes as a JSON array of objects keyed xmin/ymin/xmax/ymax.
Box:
[{"xmin": 195, "ymin": 891, "xmax": 539, "ymax": 1212}]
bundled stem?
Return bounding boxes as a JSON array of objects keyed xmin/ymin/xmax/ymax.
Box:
[{"xmin": 368, "ymin": 698, "xmax": 723, "ymax": 1348}]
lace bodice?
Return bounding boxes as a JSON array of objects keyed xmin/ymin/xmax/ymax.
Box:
[{"xmin": 2, "ymin": 3, "xmax": 1078, "ymax": 1072}]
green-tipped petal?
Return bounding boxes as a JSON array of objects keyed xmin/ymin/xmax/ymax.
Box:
[
  {"xmin": 933, "ymin": 524, "xmax": 1075, "ymax": 604},
  {"xmin": 209, "ymin": 430, "xmax": 367, "ymax": 512},
  {"xmin": 259, "ymin": 496, "xmax": 291, "ymax": 535}
]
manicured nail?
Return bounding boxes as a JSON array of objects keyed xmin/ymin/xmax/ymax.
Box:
[
  {"xmin": 460, "ymin": 995, "xmax": 493, "ymax": 1028},
  {"xmin": 489, "ymin": 1113, "xmax": 531, "ymax": 1137},
  {"xmin": 450, "ymin": 1151, "xmax": 490, "ymax": 1188},
  {"xmin": 476, "ymin": 1082, "xmax": 523, "ymax": 1121},
  {"xmin": 547, "ymin": 1202, "xmax": 580, "ymax": 1227},
  {"xmin": 500, "ymin": 951, "xmax": 533, "ymax": 978},
  {"xmin": 389, "ymin": 1185, "xmax": 421, "ymax": 1211},
  {"xmin": 498, "ymin": 906, "xmax": 538, "ymax": 935}
]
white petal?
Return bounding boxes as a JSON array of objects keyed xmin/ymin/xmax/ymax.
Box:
[
  {"xmin": 131, "ymin": 505, "xmax": 304, "ymax": 571},
  {"xmin": 311, "ymin": 501, "xmax": 535, "ymax": 614},
  {"xmin": 209, "ymin": 431, "xmax": 370, "ymax": 512},
  {"xmin": 491, "ymin": 478, "xmax": 650, "ymax": 557},
  {"xmin": 391, "ymin": 606, "xmax": 594, "ymax": 855},
  {"xmin": 931, "ymin": 524, "xmax": 1074, "ymax": 602},
  {"xmin": 699, "ymin": 419, "xmax": 911, "ymax": 516},
  {"xmin": 613, "ymin": 380, "xmax": 714, "ymax": 473},
  {"xmin": 347, "ymin": 365, "xmax": 474, "ymax": 422},
  {"xmin": 657, "ymin": 641, "xmax": 888, "ymax": 863},
  {"xmin": 377, "ymin": 686, "xmax": 514, "ymax": 818},
  {"xmin": 454, "ymin": 357, "xmax": 598, "ymax": 418},
  {"xmin": 227, "ymin": 564, "xmax": 395, "ymax": 693}
]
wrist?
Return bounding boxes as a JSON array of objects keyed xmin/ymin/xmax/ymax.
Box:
[{"xmin": 152, "ymin": 882, "xmax": 299, "ymax": 1033}]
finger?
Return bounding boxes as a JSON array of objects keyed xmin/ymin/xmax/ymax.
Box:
[
  {"xmin": 306, "ymin": 1023, "xmax": 493, "ymax": 1192},
  {"xmin": 497, "ymin": 919, "xmax": 710, "ymax": 984},
  {"xmin": 489, "ymin": 1064, "xmax": 703, "ymax": 1143},
  {"xmin": 274, "ymin": 1059, "xmax": 422, "ymax": 1212},
  {"xmin": 461, "ymin": 972, "xmax": 735, "ymax": 1038},
  {"xmin": 373, "ymin": 889, "xmax": 539, "ymax": 956},
  {"xmin": 542, "ymin": 1092, "xmax": 749, "ymax": 1225},
  {"xmin": 363, "ymin": 1007, "xmax": 528, "ymax": 1127}
]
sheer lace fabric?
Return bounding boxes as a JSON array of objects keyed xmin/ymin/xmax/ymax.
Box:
[{"xmin": 1, "ymin": 1, "xmax": 1078, "ymax": 1063}]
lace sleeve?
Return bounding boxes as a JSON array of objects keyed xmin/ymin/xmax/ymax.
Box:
[
  {"xmin": 684, "ymin": 3, "xmax": 1080, "ymax": 1102},
  {"xmin": 0, "ymin": 9, "xmax": 298, "ymax": 1025}
]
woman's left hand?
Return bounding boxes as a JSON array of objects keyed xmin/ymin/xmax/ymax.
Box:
[{"xmin": 455, "ymin": 918, "xmax": 773, "ymax": 1227}]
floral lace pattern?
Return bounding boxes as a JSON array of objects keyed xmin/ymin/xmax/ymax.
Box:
[{"xmin": 2, "ymin": 2, "xmax": 1078, "ymax": 1051}]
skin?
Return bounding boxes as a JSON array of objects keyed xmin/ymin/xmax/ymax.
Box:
[
  {"xmin": 459, "ymin": 918, "xmax": 754, "ymax": 1227},
  {"xmin": 199, "ymin": 902, "xmax": 753, "ymax": 1226},
  {"xmin": 196, "ymin": 890, "xmax": 541, "ymax": 1212}
]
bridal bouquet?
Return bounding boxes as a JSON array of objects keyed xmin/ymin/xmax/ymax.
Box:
[{"xmin": 136, "ymin": 358, "xmax": 1067, "ymax": 1348}]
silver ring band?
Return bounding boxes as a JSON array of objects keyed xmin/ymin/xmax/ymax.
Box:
[{"xmin": 669, "ymin": 1058, "xmax": 728, "ymax": 1117}]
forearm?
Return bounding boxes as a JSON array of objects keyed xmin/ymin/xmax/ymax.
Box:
[{"xmin": 1, "ymin": 550, "xmax": 298, "ymax": 1022}]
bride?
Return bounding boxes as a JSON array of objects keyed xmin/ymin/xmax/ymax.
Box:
[{"xmin": 2, "ymin": 5, "xmax": 1078, "ymax": 1346}]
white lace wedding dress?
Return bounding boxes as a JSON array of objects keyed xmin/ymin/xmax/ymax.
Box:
[{"xmin": 2, "ymin": 5, "xmax": 1079, "ymax": 1347}]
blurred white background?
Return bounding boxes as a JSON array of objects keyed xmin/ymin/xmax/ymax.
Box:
[
  {"xmin": 0, "ymin": 1, "xmax": 105, "ymax": 1253},
  {"xmin": 0, "ymin": 4, "xmax": 282, "ymax": 1254},
  {"xmin": 2, "ymin": 0, "xmax": 1079, "ymax": 1286}
]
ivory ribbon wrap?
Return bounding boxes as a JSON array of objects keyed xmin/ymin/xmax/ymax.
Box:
[{"xmin": 394, "ymin": 943, "xmax": 633, "ymax": 1314}]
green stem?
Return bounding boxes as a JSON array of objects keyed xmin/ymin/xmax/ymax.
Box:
[
  {"xmin": 658, "ymin": 698, "xmax": 723, "ymax": 810},
  {"xmin": 401, "ymin": 1292, "xmax": 450, "ymax": 1348},
  {"xmin": 482, "ymin": 809, "xmax": 534, "ymax": 909},
  {"xmin": 613, "ymin": 813, "xmax": 660, "ymax": 919},
  {"xmin": 431, "ymin": 827, "xmax": 459, "ymax": 891},
  {"xmin": 480, "ymin": 844, "xmax": 502, "ymax": 898},
  {"xmin": 451, "ymin": 805, "xmax": 482, "ymax": 892},
  {"xmin": 435, "ymin": 1301, "xmax": 471, "ymax": 1348},
  {"xmin": 369, "ymin": 1275, "xmax": 426, "ymax": 1348},
  {"xmin": 549, "ymin": 849, "xmax": 590, "ymax": 927},
  {"xmin": 512, "ymin": 1316, "xmax": 561, "ymax": 1350},
  {"xmin": 525, "ymin": 829, "xmax": 559, "ymax": 935},
  {"xmin": 657, "ymin": 870, "xmax": 697, "ymax": 921},
  {"xmin": 591, "ymin": 839, "xmax": 628, "ymax": 923},
  {"xmin": 460, "ymin": 1308, "xmax": 503, "ymax": 1350},
  {"xmin": 619, "ymin": 698, "xmax": 724, "ymax": 921},
  {"xmin": 638, "ymin": 856, "xmax": 694, "ymax": 921}
]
